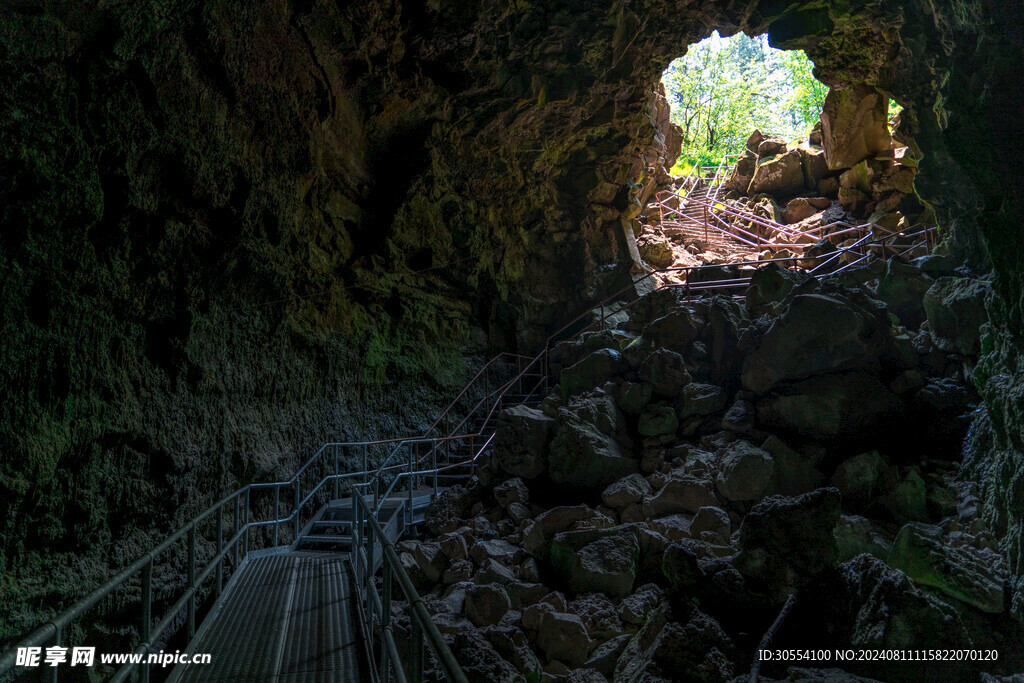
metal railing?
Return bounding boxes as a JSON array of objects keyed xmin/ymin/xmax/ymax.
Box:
[
  {"xmin": 347, "ymin": 477, "xmax": 469, "ymax": 683},
  {"xmin": 0, "ymin": 219, "xmax": 939, "ymax": 681}
]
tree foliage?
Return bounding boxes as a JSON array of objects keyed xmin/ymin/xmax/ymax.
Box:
[{"xmin": 662, "ymin": 32, "xmax": 828, "ymax": 169}]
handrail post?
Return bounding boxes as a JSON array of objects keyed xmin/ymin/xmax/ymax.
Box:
[
  {"xmin": 294, "ymin": 480, "xmax": 301, "ymax": 542},
  {"xmin": 366, "ymin": 515, "xmax": 375, "ymax": 589},
  {"xmin": 141, "ymin": 558, "xmax": 152, "ymax": 682},
  {"xmin": 244, "ymin": 488, "xmax": 250, "ymax": 557},
  {"xmin": 408, "ymin": 446, "xmax": 414, "ymax": 526},
  {"xmin": 363, "ymin": 444, "xmax": 368, "ymax": 485},
  {"xmin": 273, "ymin": 487, "xmax": 280, "ymax": 547},
  {"xmin": 187, "ymin": 524, "xmax": 196, "ymax": 640},
  {"xmin": 380, "ymin": 563, "xmax": 392, "ymax": 678},
  {"xmin": 432, "ymin": 440, "xmax": 438, "ymax": 498},
  {"xmin": 334, "ymin": 446, "xmax": 339, "ymax": 500},
  {"xmin": 410, "ymin": 617, "xmax": 424, "ymax": 683},
  {"xmin": 233, "ymin": 495, "xmax": 240, "ymax": 570},
  {"xmin": 351, "ymin": 491, "xmax": 360, "ymax": 586},
  {"xmin": 48, "ymin": 626, "xmax": 60, "ymax": 683},
  {"xmin": 216, "ymin": 506, "xmax": 224, "ymax": 595}
]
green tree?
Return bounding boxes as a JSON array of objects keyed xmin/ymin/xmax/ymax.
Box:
[{"xmin": 663, "ymin": 33, "xmax": 827, "ymax": 170}]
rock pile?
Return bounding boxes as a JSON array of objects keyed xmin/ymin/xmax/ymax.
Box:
[
  {"xmin": 635, "ymin": 84, "xmax": 933, "ymax": 275},
  {"xmin": 395, "ymin": 259, "xmax": 1015, "ymax": 681}
]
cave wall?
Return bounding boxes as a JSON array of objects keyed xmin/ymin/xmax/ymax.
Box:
[{"xmin": 2, "ymin": 0, "xmax": 1023, "ymax": 635}]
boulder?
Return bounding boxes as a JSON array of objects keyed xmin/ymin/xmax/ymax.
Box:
[
  {"xmin": 661, "ymin": 539, "xmax": 702, "ymax": 593},
  {"xmin": 504, "ymin": 582, "xmax": 548, "ymax": 610},
  {"xmin": 757, "ymin": 371, "xmax": 904, "ymax": 441},
  {"xmin": 690, "ymin": 506, "xmax": 731, "ymax": 540},
  {"xmin": 481, "ymin": 625, "xmax": 543, "ymax": 679},
  {"xmin": 465, "ymin": 583, "xmax": 512, "ymax": 626},
  {"xmin": 638, "ymin": 403, "xmax": 679, "ymax": 436},
  {"xmin": 641, "ymin": 308, "xmax": 702, "ymax": 352},
  {"xmin": 887, "ymin": 522, "xmax": 1006, "ymax": 613},
  {"xmin": 493, "ymin": 405, "xmax": 554, "ymax": 479},
  {"xmin": 748, "ymin": 149, "xmax": 805, "ymax": 197},
  {"xmin": 720, "ymin": 399, "xmax": 755, "ymax": 434},
  {"xmin": 521, "ymin": 600, "xmax": 556, "ymax": 631},
  {"xmin": 734, "ymin": 488, "xmax": 841, "ymax": 602},
  {"xmin": 613, "ymin": 605, "xmax": 734, "ymax": 682},
  {"xmin": 537, "ymin": 611, "xmax": 591, "ymax": 666},
  {"xmin": 494, "ymin": 477, "xmax": 529, "ymax": 508},
  {"xmin": 798, "ymin": 145, "xmax": 829, "ymax": 190},
  {"xmin": 922, "ymin": 277, "xmax": 989, "ymax": 355},
  {"xmin": 475, "ymin": 558, "xmax": 517, "ymax": 586},
  {"xmin": 411, "ymin": 541, "xmax": 446, "ymax": 583},
  {"xmin": 874, "ymin": 163, "xmax": 915, "ymax": 194},
  {"xmin": 638, "ymin": 348, "xmax": 692, "ymax": 397},
  {"xmin": 745, "ymin": 262, "xmax": 810, "ymax": 308},
  {"xmin": 746, "ymin": 129, "xmax": 766, "ymax": 153},
  {"xmin": 616, "ymin": 380, "xmax": 653, "ymax": 415},
  {"xmin": 439, "ymin": 531, "xmax": 470, "ymax": 562},
  {"xmin": 522, "ymin": 505, "xmax": 614, "ymax": 559},
  {"xmin": 443, "ymin": 559, "xmax": 474, "ymax": 585},
  {"xmin": 677, "ymin": 383, "xmax": 728, "ymax": 421},
  {"xmin": 829, "ymin": 450, "xmax": 893, "ymax": 507},
  {"xmin": 642, "ymin": 474, "xmax": 718, "ymax": 517},
  {"xmin": 782, "ymin": 197, "xmax": 816, "ymax": 224},
  {"xmin": 619, "ymin": 583, "xmax": 666, "ymax": 626},
  {"xmin": 715, "ymin": 440, "xmax": 775, "ymax": 502},
  {"xmin": 437, "ymin": 582, "xmax": 472, "ymax": 614},
  {"xmin": 469, "ymin": 538, "xmax": 521, "ymax": 566},
  {"xmin": 841, "ymin": 554, "xmax": 971, "ymax": 651},
  {"xmin": 877, "ymin": 259, "xmax": 932, "ymax": 329},
  {"xmin": 726, "ymin": 150, "xmax": 757, "ymax": 193},
  {"xmin": 638, "ymin": 233, "xmax": 675, "ymax": 269},
  {"xmin": 561, "ymin": 348, "xmax": 627, "ymax": 400},
  {"xmin": 835, "ymin": 515, "xmax": 891, "ymax": 563},
  {"xmin": 602, "ymin": 473, "xmax": 652, "ymax": 510},
  {"xmin": 742, "ymin": 293, "xmax": 891, "ymax": 394},
  {"xmin": 763, "ymin": 435, "xmax": 825, "ymax": 496},
  {"xmin": 584, "ymin": 633, "xmax": 632, "ymax": 678},
  {"xmin": 569, "ymin": 592, "xmax": 626, "ymax": 641},
  {"xmin": 881, "ymin": 469, "xmax": 928, "ymax": 524},
  {"xmin": 819, "ymin": 85, "xmax": 892, "ymax": 171},
  {"xmin": 424, "ymin": 486, "xmax": 471, "ymax": 535},
  {"xmin": 550, "ymin": 525, "xmax": 640, "ymax": 598},
  {"xmin": 549, "ymin": 395, "xmax": 636, "ymax": 488},
  {"xmin": 757, "ymin": 137, "xmax": 788, "ymax": 158},
  {"xmin": 506, "ymin": 501, "xmax": 531, "ymax": 525},
  {"xmin": 648, "ymin": 514, "xmax": 693, "ymax": 541},
  {"xmin": 446, "ymin": 629, "xmax": 521, "ymax": 681}
]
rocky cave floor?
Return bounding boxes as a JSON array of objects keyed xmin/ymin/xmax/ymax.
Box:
[{"xmin": 385, "ymin": 256, "xmax": 1020, "ymax": 682}]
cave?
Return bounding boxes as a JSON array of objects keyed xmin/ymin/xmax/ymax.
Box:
[{"xmin": 1, "ymin": 1, "xmax": 1023, "ymax": 682}]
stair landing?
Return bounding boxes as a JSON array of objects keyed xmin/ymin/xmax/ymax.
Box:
[{"xmin": 168, "ymin": 550, "xmax": 360, "ymax": 682}]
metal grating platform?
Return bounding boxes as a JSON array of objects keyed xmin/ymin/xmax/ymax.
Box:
[{"xmin": 169, "ymin": 551, "xmax": 360, "ymax": 682}]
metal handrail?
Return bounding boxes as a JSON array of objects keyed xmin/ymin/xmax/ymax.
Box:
[{"xmin": 347, "ymin": 478, "xmax": 469, "ymax": 683}]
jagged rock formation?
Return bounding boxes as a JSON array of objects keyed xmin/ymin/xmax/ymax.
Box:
[
  {"xmin": 2, "ymin": 0, "xmax": 1024, "ymax": 648},
  {"xmin": 403, "ymin": 261, "xmax": 1020, "ymax": 681}
]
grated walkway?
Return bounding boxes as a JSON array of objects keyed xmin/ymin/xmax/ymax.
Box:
[{"xmin": 169, "ymin": 551, "xmax": 360, "ymax": 682}]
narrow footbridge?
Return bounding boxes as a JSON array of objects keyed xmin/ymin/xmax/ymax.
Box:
[{"xmin": 0, "ymin": 217, "xmax": 937, "ymax": 682}]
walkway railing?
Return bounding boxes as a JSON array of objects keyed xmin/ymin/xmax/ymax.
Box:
[
  {"xmin": 0, "ymin": 223, "xmax": 938, "ymax": 682},
  {"xmin": 347, "ymin": 480, "xmax": 469, "ymax": 683}
]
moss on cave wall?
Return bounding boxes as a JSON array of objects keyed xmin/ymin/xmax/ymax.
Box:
[{"xmin": 2, "ymin": 0, "xmax": 1023, "ymax": 638}]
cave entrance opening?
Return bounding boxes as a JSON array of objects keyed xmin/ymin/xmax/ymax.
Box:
[
  {"xmin": 662, "ymin": 31, "xmax": 832, "ymax": 174},
  {"xmin": 634, "ymin": 31, "xmax": 927, "ymax": 280}
]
